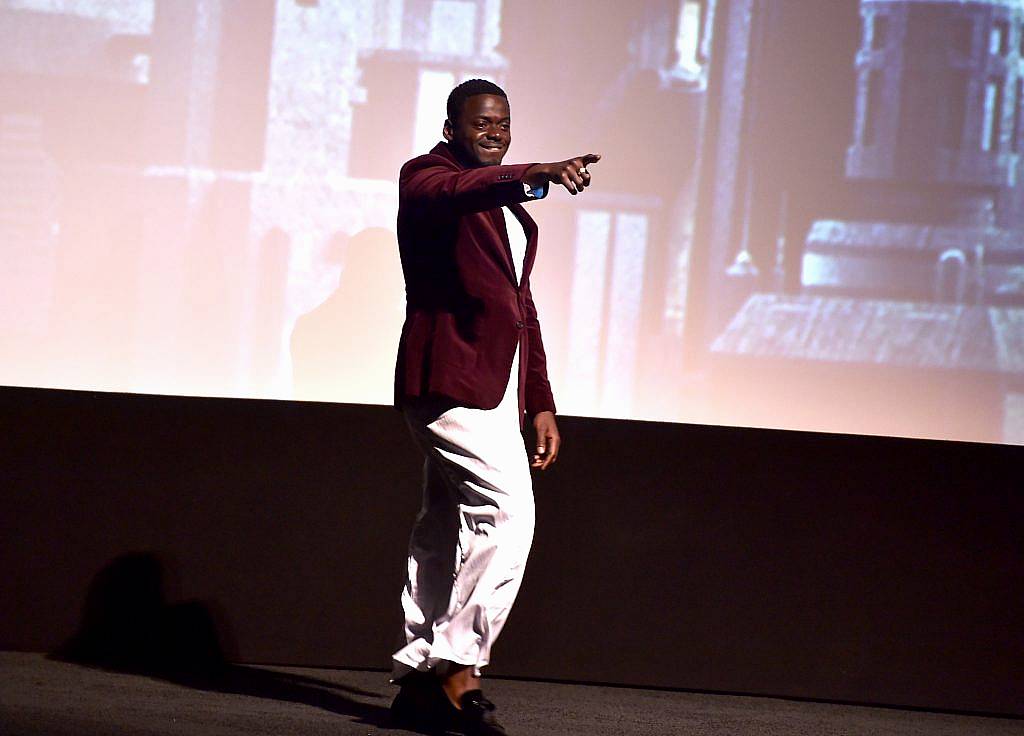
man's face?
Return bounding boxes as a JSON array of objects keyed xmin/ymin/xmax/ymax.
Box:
[{"xmin": 443, "ymin": 94, "xmax": 510, "ymax": 168}]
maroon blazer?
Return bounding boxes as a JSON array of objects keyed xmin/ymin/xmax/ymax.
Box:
[{"xmin": 393, "ymin": 142, "xmax": 556, "ymax": 428}]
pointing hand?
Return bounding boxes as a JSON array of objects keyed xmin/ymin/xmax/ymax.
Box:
[{"xmin": 525, "ymin": 153, "xmax": 601, "ymax": 196}]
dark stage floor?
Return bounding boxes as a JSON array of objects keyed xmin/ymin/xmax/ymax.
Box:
[{"xmin": 0, "ymin": 652, "xmax": 1021, "ymax": 736}]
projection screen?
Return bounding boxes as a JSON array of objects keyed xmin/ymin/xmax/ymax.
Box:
[{"xmin": 2, "ymin": 0, "xmax": 1024, "ymax": 445}]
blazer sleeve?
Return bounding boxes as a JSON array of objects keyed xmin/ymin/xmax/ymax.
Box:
[
  {"xmin": 400, "ymin": 156, "xmax": 540, "ymax": 215},
  {"xmin": 522, "ymin": 276, "xmax": 557, "ymax": 418}
]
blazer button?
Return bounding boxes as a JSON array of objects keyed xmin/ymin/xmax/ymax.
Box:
[{"xmin": 515, "ymin": 320, "xmax": 524, "ymax": 329}]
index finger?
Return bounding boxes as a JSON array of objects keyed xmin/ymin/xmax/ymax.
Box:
[{"xmin": 580, "ymin": 153, "xmax": 601, "ymax": 165}]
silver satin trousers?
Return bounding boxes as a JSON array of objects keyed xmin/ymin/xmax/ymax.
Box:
[{"xmin": 392, "ymin": 343, "xmax": 535, "ymax": 678}]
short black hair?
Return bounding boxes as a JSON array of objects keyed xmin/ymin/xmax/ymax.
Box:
[{"xmin": 446, "ymin": 79, "xmax": 508, "ymax": 124}]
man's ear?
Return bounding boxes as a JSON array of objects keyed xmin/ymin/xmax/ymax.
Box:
[{"xmin": 442, "ymin": 119, "xmax": 453, "ymax": 142}]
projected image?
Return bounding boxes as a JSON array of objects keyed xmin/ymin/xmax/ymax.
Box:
[
  {"xmin": 689, "ymin": 0, "xmax": 1024, "ymax": 445},
  {"xmin": 1, "ymin": 0, "xmax": 1023, "ymax": 445}
]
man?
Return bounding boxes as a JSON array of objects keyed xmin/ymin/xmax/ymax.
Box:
[{"xmin": 390, "ymin": 78, "xmax": 600, "ymax": 735}]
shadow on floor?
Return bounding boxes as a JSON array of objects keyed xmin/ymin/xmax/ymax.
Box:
[{"xmin": 49, "ymin": 551, "xmax": 401, "ymax": 731}]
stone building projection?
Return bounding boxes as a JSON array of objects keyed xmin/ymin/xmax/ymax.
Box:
[
  {"xmin": 9, "ymin": 0, "xmax": 1017, "ymax": 442},
  {"xmin": 823, "ymin": 0, "xmax": 1024, "ymax": 305},
  {"xmin": 693, "ymin": 0, "xmax": 1024, "ymax": 443}
]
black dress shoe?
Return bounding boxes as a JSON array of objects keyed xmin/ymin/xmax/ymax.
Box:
[
  {"xmin": 391, "ymin": 671, "xmax": 446, "ymax": 733},
  {"xmin": 392, "ymin": 675, "xmax": 510, "ymax": 736},
  {"xmin": 457, "ymin": 689, "xmax": 509, "ymax": 736}
]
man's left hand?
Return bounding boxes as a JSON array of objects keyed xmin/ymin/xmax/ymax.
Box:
[{"xmin": 530, "ymin": 411, "xmax": 560, "ymax": 470}]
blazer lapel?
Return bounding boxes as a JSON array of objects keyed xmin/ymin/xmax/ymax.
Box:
[
  {"xmin": 488, "ymin": 207, "xmax": 519, "ymax": 287},
  {"xmin": 508, "ymin": 202, "xmax": 538, "ymax": 287}
]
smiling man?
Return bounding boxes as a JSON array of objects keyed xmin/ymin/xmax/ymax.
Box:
[{"xmin": 390, "ymin": 79, "xmax": 600, "ymax": 736}]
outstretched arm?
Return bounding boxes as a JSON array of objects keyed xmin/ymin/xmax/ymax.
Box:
[
  {"xmin": 400, "ymin": 152, "xmax": 601, "ymax": 215},
  {"xmin": 400, "ymin": 159, "xmax": 543, "ymax": 215}
]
